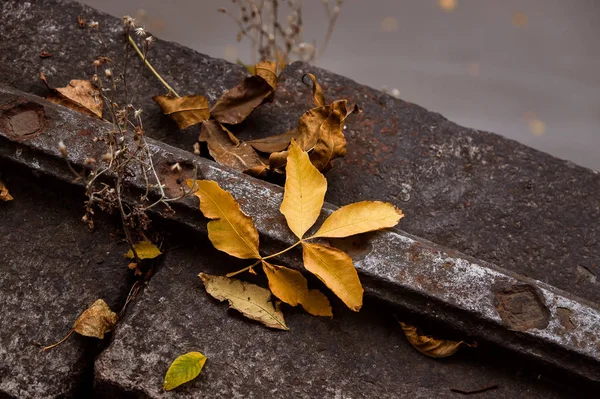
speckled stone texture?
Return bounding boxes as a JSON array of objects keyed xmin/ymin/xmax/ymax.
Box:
[
  {"xmin": 0, "ymin": 163, "xmax": 131, "ymax": 398},
  {"xmin": 1, "ymin": 0, "xmax": 598, "ymax": 306},
  {"xmin": 94, "ymin": 240, "xmax": 572, "ymax": 398}
]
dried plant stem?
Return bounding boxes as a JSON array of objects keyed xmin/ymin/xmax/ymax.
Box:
[
  {"xmin": 42, "ymin": 329, "xmax": 74, "ymax": 351},
  {"xmin": 226, "ymin": 260, "xmax": 261, "ymax": 278},
  {"xmin": 226, "ymin": 240, "xmax": 303, "ymax": 278},
  {"xmin": 127, "ymin": 35, "xmax": 180, "ymax": 97}
]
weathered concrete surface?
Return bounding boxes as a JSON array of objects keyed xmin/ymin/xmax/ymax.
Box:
[
  {"xmin": 0, "ymin": 162, "xmax": 132, "ymax": 398},
  {"xmin": 95, "ymin": 240, "xmax": 582, "ymax": 398},
  {"xmin": 1, "ymin": 85, "xmax": 598, "ymax": 382},
  {"xmin": 1, "ymin": 0, "xmax": 598, "ymax": 308}
]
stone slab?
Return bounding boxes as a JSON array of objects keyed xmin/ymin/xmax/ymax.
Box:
[
  {"xmin": 1, "ymin": 0, "xmax": 599, "ymax": 308},
  {"xmin": 95, "ymin": 239, "xmax": 584, "ymax": 398},
  {"xmin": 0, "ymin": 162, "xmax": 132, "ymax": 398}
]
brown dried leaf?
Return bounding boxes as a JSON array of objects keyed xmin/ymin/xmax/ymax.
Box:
[
  {"xmin": 247, "ymin": 129, "xmax": 298, "ymax": 153},
  {"xmin": 301, "ymin": 289, "xmax": 333, "ymax": 317},
  {"xmin": 153, "ymin": 95, "xmax": 210, "ymax": 129},
  {"xmin": 73, "ymin": 299, "xmax": 118, "ymax": 339},
  {"xmin": 306, "ymin": 73, "xmax": 326, "ymax": 107},
  {"xmin": 210, "ymin": 75, "xmax": 274, "ymax": 125},
  {"xmin": 199, "ymin": 120, "xmax": 267, "ymax": 176},
  {"xmin": 40, "ymin": 73, "xmax": 102, "ymax": 119},
  {"xmin": 199, "ymin": 273, "xmax": 289, "ymax": 330},
  {"xmin": 262, "ymin": 260, "xmax": 308, "ymax": 307},
  {"xmin": 255, "ymin": 61, "xmax": 278, "ymax": 91},
  {"xmin": 399, "ymin": 321, "xmax": 477, "ymax": 358},
  {"xmin": 0, "ymin": 180, "xmax": 13, "ymax": 201}
]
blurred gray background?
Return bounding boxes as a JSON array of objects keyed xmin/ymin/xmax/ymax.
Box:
[{"xmin": 80, "ymin": 0, "xmax": 600, "ymax": 170}]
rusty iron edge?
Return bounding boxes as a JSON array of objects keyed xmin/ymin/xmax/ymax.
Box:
[{"xmin": 0, "ymin": 85, "xmax": 598, "ymax": 381}]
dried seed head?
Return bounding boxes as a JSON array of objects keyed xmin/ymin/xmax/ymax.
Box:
[
  {"xmin": 170, "ymin": 163, "xmax": 182, "ymax": 173},
  {"xmin": 193, "ymin": 142, "xmax": 201, "ymax": 155},
  {"xmin": 102, "ymin": 152, "xmax": 113, "ymax": 162},
  {"xmin": 145, "ymin": 36, "xmax": 155, "ymax": 45},
  {"xmin": 135, "ymin": 26, "xmax": 146, "ymax": 36},
  {"xmin": 84, "ymin": 158, "xmax": 97, "ymax": 166},
  {"xmin": 93, "ymin": 59, "xmax": 101, "ymax": 68},
  {"xmin": 58, "ymin": 141, "xmax": 67, "ymax": 157},
  {"xmin": 88, "ymin": 21, "xmax": 99, "ymax": 29},
  {"xmin": 104, "ymin": 68, "xmax": 112, "ymax": 78},
  {"xmin": 134, "ymin": 108, "xmax": 143, "ymax": 119},
  {"xmin": 122, "ymin": 15, "xmax": 136, "ymax": 28}
]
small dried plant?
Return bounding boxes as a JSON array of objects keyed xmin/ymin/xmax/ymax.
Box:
[{"xmin": 219, "ymin": 0, "xmax": 344, "ymax": 66}]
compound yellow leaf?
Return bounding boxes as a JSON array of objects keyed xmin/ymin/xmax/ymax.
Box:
[
  {"xmin": 302, "ymin": 242, "xmax": 363, "ymax": 311},
  {"xmin": 153, "ymin": 95, "xmax": 210, "ymax": 129},
  {"xmin": 306, "ymin": 73, "xmax": 326, "ymax": 107},
  {"xmin": 301, "ymin": 289, "xmax": 333, "ymax": 317},
  {"xmin": 73, "ymin": 299, "xmax": 118, "ymax": 339},
  {"xmin": 399, "ymin": 321, "xmax": 477, "ymax": 358},
  {"xmin": 125, "ymin": 241, "xmax": 162, "ymax": 260},
  {"xmin": 262, "ymin": 260, "xmax": 308, "ymax": 306},
  {"xmin": 311, "ymin": 201, "xmax": 404, "ymax": 239},
  {"xmin": 199, "ymin": 273, "xmax": 288, "ymax": 330},
  {"xmin": 187, "ymin": 180, "xmax": 260, "ymax": 259},
  {"xmin": 280, "ymin": 140, "xmax": 327, "ymax": 239},
  {"xmin": 0, "ymin": 180, "xmax": 13, "ymax": 201},
  {"xmin": 163, "ymin": 351, "xmax": 207, "ymax": 391}
]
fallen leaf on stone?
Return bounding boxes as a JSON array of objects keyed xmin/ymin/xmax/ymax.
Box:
[
  {"xmin": 301, "ymin": 289, "xmax": 333, "ymax": 317},
  {"xmin": 43, "ymin": 299, "xmax": 118, "ymax": 351},
  {"xmin": 262, "ymin": 260, "xmax": 308, "ymax": 307},
  {"xmin": 399, "ymin": 321, "xmax": 477, "ymax": 358},
  {"xmin": 280, "ymin": 140, "xmax": 327, "ymax": 239},
  {"xmin": 125, "ymin": 241, "xmax": 162, "ymax": 260},
  {"xmin": 0, "ymin": 180, "xmax": 13, "ymax": 201},
  {"xmin": 199, "ymin": 273, "xmax": 289, "ymax": 330},
  {"xmin": 210, "ymin": 75, "xmax": 274, "ymax": 125},
  {"xmin": 255, "ymin": 60, "xmax": 278, "ymax": 91},
  {"xmin": 199, "ymin": 120, "xmax": 267, "ymax": 176},
  {"xmin": 302, "ymin": 242, "xmax": 363, "ymax": 312},
  {"xmin": 163, "ymin": 351, "xmax": 207, "ymax": 391},
  {"xmin": 247, "ymin": 129, "xmax": 298, "ymax": 153},
  {"xmin": 311, "ymin": 201, "xmax": 404, "ymax": 239},
  {"xmin": 40, "ymin": 72, "xmax": 102, "ymax": 119},
  {"xmin": 305, "ymin": 73, "xmax": 326, "ymax": 107},
  {"xmin": 153, "ymin": 95, "xmax": 210, "ymax": 129},
  {"xmin": 187, "ymin": 179, "xmax": 261, "ymax": 259}
]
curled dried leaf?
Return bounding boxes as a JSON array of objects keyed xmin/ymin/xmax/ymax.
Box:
[
  {"xmin": 210, "ymin": 75, "xmax": 274, "ymax": 125},
  {"xmin": 187, "ymin": 180, "xmax": 260, "ymax": 259},
  {"xmin": 40, "ymin": 73, "xmax": 102, "ymax": 119},
  {"xmin": 163, "ymin": 352, "xmax": 207, "ymax": 391},
  {"xmin": 305, "ymin": 73, "xmax": 326, "ymax": 107},
  {"xmin": 280, "ymin": 140, "xmax": 327, "ymax": 239},
  {"xmin": 73, "ymin": 299, "xmax": 118, "ymax": 338},
  {"xmin": 302, "ymin": 242, "xmax": 363, "ymax": 312},
  {"xmin": 0, "ymin": 180, "xmax": 13, "ymax": 201},
  {"xmin": 262, "ymin": 260, "xmax": 308, "ymax": 307},
  {"xmin": 199, "ymin": 273, "xmax": 288, "ymax": 330},
  {"xmin": 311, "ymin": 201, "xmax": 404, "ymax": 239},
  {"xmin": 247, "ymin": 130, "xmax": 298, "ymax": 153},
  {"xmin": 153, "ymin": 95, "xmax": 210, "ymax": 129},
  {"xmin": 199, "ymin": 120, "xmax": 267, "ymax": 176},
  {"xmin": 399, "ymin": 321, "xmax": 477, "ymax": 358},
  {"xmin": 255, "ymin": 61, "xmax": 278, "ymax": 91},
  {"xmin": 125, "ymin": 241, "xmax": 162, "ymax": 260}
]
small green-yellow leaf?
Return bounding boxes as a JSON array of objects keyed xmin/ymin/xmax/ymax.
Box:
[
  {"xmin": 311, "ymin": 201, "xmax": 404, "ymax": 239},
  {"xmin": 163, "ymin": 351, "xmax": 207, "ymax": 391},
  {"xmin": 125, "ymin": 241, "xmax": 162, "ymax": 260},
  {"xmin": 280, "ymin": 140, "xmax": 327, "ymax": 239},
  {"xmin": 302, "ymin": 242, "xmax": 363, "ymax": 311}
]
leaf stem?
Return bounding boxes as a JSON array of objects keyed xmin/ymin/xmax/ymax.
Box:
[
  {"xmin": 42, "ymin": 329, "xmax": 74, "ymax": 351},
  {"xmin": 262, "ymin": 240, "xmax": 302, "ymax": 260},
  {"xmin": 127, "ymin": 35, "xmax": 180, "ymax": 98},
  {"xmin": 226, "ymin": 260, "xmax": 261, "ymax": 278},
  {"xmin": 225, "ymin": 240, "xmax": 303, "ymax": 278}
]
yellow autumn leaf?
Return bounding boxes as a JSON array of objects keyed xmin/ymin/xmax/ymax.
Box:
[
  {"xmin": 302, "ymin": 242, "xmax": 363, "ymax": 311},
  {"xmin": 399, "ymin": 321, "xmax": 477, "ymax": 358},
  {"xmin": 125, "ymin": 241, "xmax": 162, "ymax": 260},
  {"xmin": 43, "ymin": 299, "xmax": 118, "ymax": 351},
  {"xmin": 153, "ymin": 95, "xmax": 210, "ymax": 129},
  {"xmin": 280, "ymin": 140, "xmax": 327, "ymax": 239},
  {"xmin": 199, "ymin": 273, "xmax": 288, "ymax": 330},
  {"xmin": 311, "ymin": 201, "xmax": 404, "ymax": 239},
  {"xmin": 163, "ymin": 351, "xmax": 207, "ymax": 391},
  {"xmin": 262, "ymin": 260, "xmax": 308, "ymax": 306},
  {"xmin": 301, "ymin": 289, "xmax": 333, "ymax": 317},
  {"xmin": 187, "ymin": 180, "xmax": 260, "ymax": 259},
  {"xmin": 306, "ymin": 73, "xmax": 326, "ymax": 107},
  {"xmin": 0, "ymin": 179, "xmax": 13, "ymax": 201}
]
